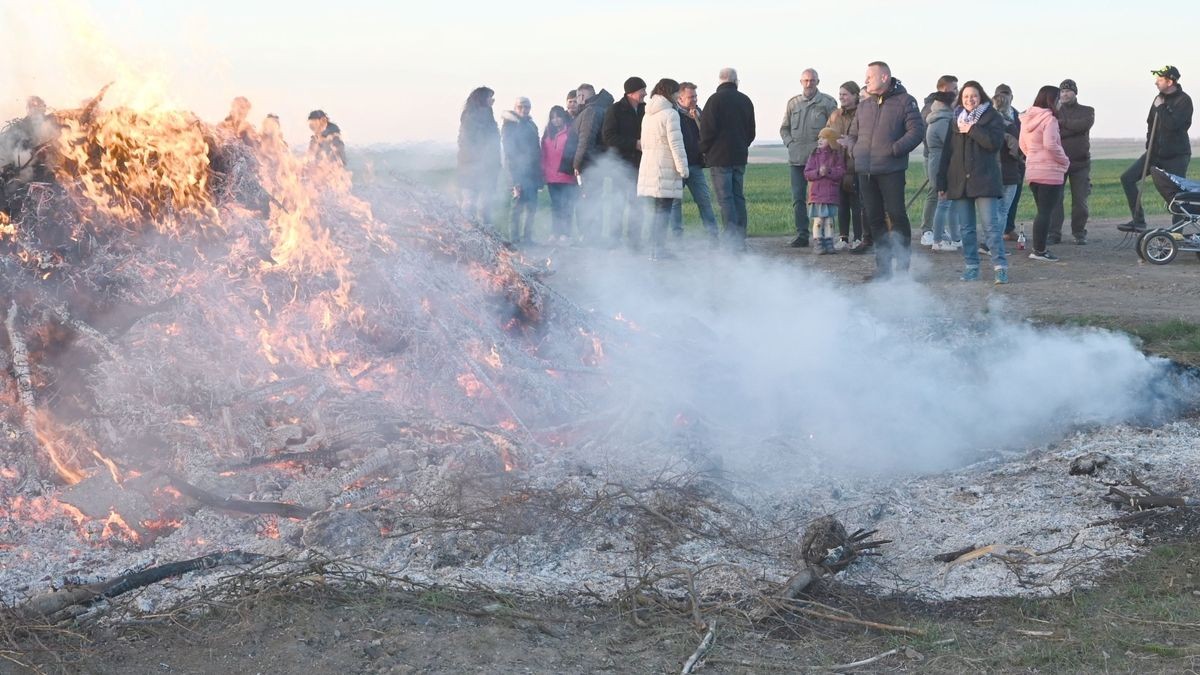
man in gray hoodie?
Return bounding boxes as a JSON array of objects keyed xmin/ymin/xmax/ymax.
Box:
[{"xmin": 781, "ymin": 68, "xmax": 837, "ymax": 247}]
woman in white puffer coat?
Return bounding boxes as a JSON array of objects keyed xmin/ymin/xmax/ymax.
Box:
[{"xmin": 637, "ymin": 78, "xmax": 689, "ymax": 260}]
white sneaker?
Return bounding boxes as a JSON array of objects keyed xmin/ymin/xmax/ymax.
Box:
[
  {"xmin": 920, "ymin": 231, "xmax": 935, "ymax": 246},
  {"xmin": 932, "ymin": 240, "xmax": 955, "ymax": 252},
  {"xmin": 951, "ymin": 240, "xmax": 963, "ymax": 249},
  {"xmin": 834, "ymin": 238, "xmax": 849, "ymax": 251}
]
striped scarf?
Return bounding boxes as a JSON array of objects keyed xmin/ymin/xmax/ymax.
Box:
[{"xmin": 956, "ymin": 101, "xmax": 990, "ymax": 126}]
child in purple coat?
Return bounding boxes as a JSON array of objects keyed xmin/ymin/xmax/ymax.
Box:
[{"xmin": 804, "ymin": 127, "xmax": 847, "ymax": 254}]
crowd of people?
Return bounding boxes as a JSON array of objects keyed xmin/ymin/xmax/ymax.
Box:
[{"xmin": 458, "ymin": 62, "xmax": 1193, "ymax": 282}]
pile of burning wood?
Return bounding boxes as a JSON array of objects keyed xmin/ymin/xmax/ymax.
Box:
[{"xmin": 0, "ymin": 88, "xmax": 608, "ymax": 575}]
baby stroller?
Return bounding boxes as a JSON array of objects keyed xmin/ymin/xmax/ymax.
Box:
[{"xmin": 1137, "ymin": 168, "xmax": 1200, "ymax": 264}]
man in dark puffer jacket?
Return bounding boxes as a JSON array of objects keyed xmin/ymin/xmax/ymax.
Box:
[{"xmin": 847, "ymin": 61, "xmax": 926, "ymax": 280}]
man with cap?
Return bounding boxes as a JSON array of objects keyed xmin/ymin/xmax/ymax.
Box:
[
  {"xmin": 1050, "ymin": 79, "xmax": 1094, "ymax": 244},
  {"xmin": 602, "ymin": 76, "xmax": 648, "ymax": 249},
  {"xmin": 1118, "ymin": 66, "xmax": 1193, "ymax": 231},
  {"xmin": 992, "ymin": 84, "xmax": 1024, "ymax": 243},
  {"xmin": 780, "ymin": 68, "xmax": 837, "ymax": 247},
  {"xmin": 307, "ymin": 110, "xmax": 346, "ymax": 166}
]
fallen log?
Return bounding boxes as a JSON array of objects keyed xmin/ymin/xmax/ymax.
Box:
[
  {"xmin": 1100, "ymin": 472, "xmax": 1198, "ymax": 511},
  {"xmin": 167, "ymin": 473, "xmax": 317, "ymax": 519},
  {"xmin": 16, "ymin": 549, "xmax": 267, "ymax": 620}
]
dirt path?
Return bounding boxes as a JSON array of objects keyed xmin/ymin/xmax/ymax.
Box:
[{"xmin": 748, "ymin": 218, "xmax": 1198, "ymax": 326}]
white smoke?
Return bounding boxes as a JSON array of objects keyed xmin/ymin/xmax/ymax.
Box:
[{"xmin": 557, "ymin": 247, "xmax": 1198, "ymax": 476}]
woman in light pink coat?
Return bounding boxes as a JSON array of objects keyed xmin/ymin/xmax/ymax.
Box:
[{"xmin": 1019, "ymin": 85, "xmax": 1070, "ymax": 262}]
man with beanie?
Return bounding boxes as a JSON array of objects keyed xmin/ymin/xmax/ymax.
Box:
[
  {"xmin": 1119, "ymin": 65, "xmax": 1193, "ymax": 232},
  {"xmin": 1050, "ymin": 79, "xmax": 1094, "ymax": 244},
  {"xmin": 920, "ymin": 75, "xmax": 958, "ymax": 247},
  {"xmin": 780, "ymin": 68, "xmax": 837, "ymax": 247},
  {"xmin": 701, "ymin": 67, "xmax": 757, "ymax": 251},
  {"xmin": 603, "ymin": 76, "xmax": 648, "ymax": 249},
  {"xmin": 847, "ymin": 61, "xmax": 925, "ymax": 281}
]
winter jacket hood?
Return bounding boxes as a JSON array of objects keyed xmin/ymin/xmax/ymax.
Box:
[
  {"xmin": 569, "ymin": 89, "xmax": 615, "ymax": 172},
  {"xmin": 847, "ymin": 78, "xmax": 925, "ymax": 175},
  {"xmin": 1019, "ymin": 107, "xmax": 1070, "ymax": 185},
  {"xmin": 500, "ymin": 111, "xmax": 542, "ymax": 190},
  {"xmin": 637, "ymin": 94, "xmax": 689, "ymax": 199}
]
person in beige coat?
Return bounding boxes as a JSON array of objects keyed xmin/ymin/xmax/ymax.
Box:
[{"xmin": 638, "ymin": 78, "xmax": 690, "ymax": 260}]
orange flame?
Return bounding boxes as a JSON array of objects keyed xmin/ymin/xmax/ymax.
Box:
[{"xmin": 30, "ymin": 410, "xmax": 85, "ymax": 485}]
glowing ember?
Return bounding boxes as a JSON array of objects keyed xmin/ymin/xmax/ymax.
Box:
[
  {"xmin": 456, "ymin": 372, "xmax": 486, "ymax": 398},
  {"xmin": 30, "ymin": 410, "xmax": 85, "ymax": 485}
]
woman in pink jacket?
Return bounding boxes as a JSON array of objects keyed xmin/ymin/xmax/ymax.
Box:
[
  {"xmin": 1019, "ymin": 86, "xmax": 1071, "ymax": 262},
  {"xmin": 541, "ymin": 105, "xmax": 578, "ymax": 243}
]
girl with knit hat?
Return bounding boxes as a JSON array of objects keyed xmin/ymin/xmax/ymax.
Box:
[{"xmin": 803, "ymin": 127, "xmax": 847, "ymax": 254}]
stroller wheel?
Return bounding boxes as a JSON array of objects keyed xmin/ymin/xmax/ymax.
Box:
[
  {"xmin": 1141, "ymin": 231, "xmax": 1177, "ymax": 265},
  {"xmin": 1135, "ymin": 229, "xmax": 1154, "ymax": 261}
]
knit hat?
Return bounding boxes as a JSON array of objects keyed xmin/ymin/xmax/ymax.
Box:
[
  {"xmin": 1152, "ymin": 65, "xmax": 1181, "ymax": 81},
  {"xmin": 623, "ymin": 77, "xmax": 647, "ymax": 95},
  {"xmin": 840, "ymin": 80, "xmax": 860, "ymax": 96},
  {"xmin": 993, "ymin": 83, "xmax": 1013, "ymax": 97},
  {"xmin": 1059, "ymin": 79, "xmax": 1078, "ymax": 93},
  {"xmin": 818, "ymin": 127, "xmax": 840, "ymax": 144}
]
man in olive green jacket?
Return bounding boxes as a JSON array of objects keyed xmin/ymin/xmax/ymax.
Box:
[{"xmin": 781, "ymin": 68, "xmax": 837, "ymax": 246}]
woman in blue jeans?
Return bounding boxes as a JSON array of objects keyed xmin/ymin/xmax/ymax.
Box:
[{"xmin": 936, "ymin": 81, "xmax": 1009, "ymax": 284}]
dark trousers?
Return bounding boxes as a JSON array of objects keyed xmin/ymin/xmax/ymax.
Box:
[
  {"xmin": 1005, "ymin": 173, "xmax": 1023, "ymax": 234},
  {"xmin": 1120, "ymin": 153, "xmax": 1191, "ymax": 223},
  {"xmin": 789, "ymin": 164, "xmax": 808, "ymax": 238},
  {"xmin": 1029, "ymin": 182, "xmax": 1064, "ymax": 253},
  {"xmin": 610, "ymin": 165, "xmax": 643, "ymax": 243},
  {"xmin": 509, "ymin": 187, "xmax": 538, "ymax": 241},
  {"xmin": 650, "ymin": 197, "xmax": 672, "ymax": 254},
  {"xmin": 710, "ymin": 165, "xmax": 748, "ymax": 246},
  {"xmin": 547, "ymin": 182, "xmax": 578, "ymax": 237},
  {"xmin": 837, "ymin": 181, "xmax": 863, "ymax": 241},
  {"xmin": 578, "ymin": 165, "xmax": 607, "ymax": 243},
  {"xmin": 859, "ymin": 171, "xmax": 912, "ymax": 275},
  {"xmin": 1048, "ymin": 164, "xmax": 1090, "ymax": 240}
]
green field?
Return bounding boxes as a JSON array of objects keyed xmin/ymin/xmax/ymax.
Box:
[{"xmin": 370, "ymin": 156, "xmax": 1143, "ymax": 240}]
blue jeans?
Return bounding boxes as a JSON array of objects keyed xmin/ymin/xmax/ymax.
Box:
[
  {"xmin": 670, "ymin": 165, "xmax": 719, "ymax": 237},
  {"xmin": 954, "ymin": 196, "xmax": 1006, "ymax": 269},
  {"xmin": 932, "ymin": 196, "xmax": 957, "ymax": 243},
  {"xmin": 995, "ymin": 184, "xmax": 1018, "ymax": 235},
  {"xmin": 710, "ymin": 165, "xmax": 748, "ymax": 244},
  {"xmin": 790, "ymin": 164, "xmax": 808, "ymax": 237}
]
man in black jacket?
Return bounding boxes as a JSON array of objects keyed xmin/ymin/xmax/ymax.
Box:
[
  {"xmin": 700, "ymin": 67, "xmax": 756, "ymax": 249},
  {"xmin": 602, "ymin": 77, "xmax": 647, "ymax": 249},
  {"xmin": 847, "ymin": 62, "xmax": 926, "ymax": 279},
  {"xmin": 1050, "ymin": 79, "xmax": 1094, "ymax": 244},
  {"xmin": 567, "ymin": 84, "xmax": 614, "ymax": 244},
  {"xmin": 671, "ymin": 82, "xmax": 719, "ymax": 242},
  {"xmin": 1119, "ymin": 66, "xmax": 1193, "ymax": 231}
]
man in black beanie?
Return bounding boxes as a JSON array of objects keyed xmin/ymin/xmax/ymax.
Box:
[
  {"xmin": 602, "ymin": 76, "xmax": 647, "ymax": 249},
  {"xmin": 1050, "ymin": 79, "xmax": 1094, "ymax": 244}
]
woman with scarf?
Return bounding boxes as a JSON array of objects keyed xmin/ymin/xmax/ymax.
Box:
[
  {"xmin": 826, "ymin": 81, "xmax": 863, "ymax": 250},
  {"xmin": 936, "ymin": 80, "xmax": 1008, "ymax": 284},
  {"xmin": 1019, "ymin": 86, "xmax": 1070, "ymax": 262}
]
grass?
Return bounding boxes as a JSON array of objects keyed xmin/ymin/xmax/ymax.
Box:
[
  {"xmin": 369, "ymin": 154, "xmax": 1141, "ymax": 240},
  {"xmin": 1053, "ymin": 316, "xmax": 1200, "ymax": 366}
]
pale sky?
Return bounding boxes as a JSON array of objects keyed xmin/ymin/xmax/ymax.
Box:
[{"xmin": 2, "ymin": 1, "xmax": 1197, "ymax": 147}]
